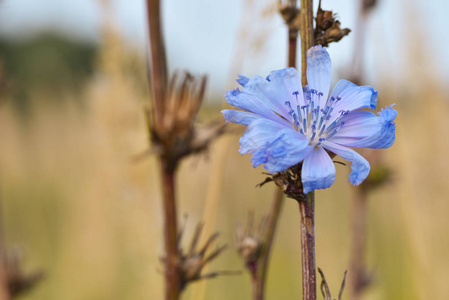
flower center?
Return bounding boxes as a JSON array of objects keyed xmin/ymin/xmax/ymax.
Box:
[{"xmin": 285, "ymin": 89, "xmax": 347, "ymax": 147}]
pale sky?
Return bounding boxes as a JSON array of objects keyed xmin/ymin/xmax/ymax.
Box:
[{"xmin": 0, "ymin": 0, "xmax": 447, "ymax": 94}]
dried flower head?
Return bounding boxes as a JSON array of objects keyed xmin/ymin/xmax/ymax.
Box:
[
  {"xmin": 278, "ymin": 0, "xmax": 301, "ymax": 38},
  {"xmin": 172, "ymin": 222, "xmax": 234, "ymax": 291},
  {"xmin": 3, "ymin": 247, "xmax": 44, "ymax": 297},
  {"xmin": 315, "ymin": 1, "xmax": 351, "ymax": 47},
  {"xmin": 147, "ymin": 71, "xmax": 225, "ymax": 168},
  {"xmin": 235, "ymin": 212, "xmax": 269, "ymax": 273}
]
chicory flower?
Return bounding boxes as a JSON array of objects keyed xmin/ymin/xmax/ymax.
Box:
[{"xmin": 222, "ymin": 45, "xmax": 396, "ymax": 194}]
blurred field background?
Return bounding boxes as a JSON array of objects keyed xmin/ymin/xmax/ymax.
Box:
[{"xmin": 1, "ymin": 0, "xmax": 449, "ymax": 299}]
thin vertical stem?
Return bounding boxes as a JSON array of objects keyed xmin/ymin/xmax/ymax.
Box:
[
  {"xmin": 299, "ymin": 0, "xmax": 316, "ymax": 299},
  {"xmin": 160, "ymin": 160, "xmax": 180, "ymax": 300},
  {"xmin": 253, "ymin": 188, "xmax": 284, "ymax": 300},
  {"xmin": 349, "ymin": 188, "xmax": 368, "ymax": 300},
  {"xmin": 348, "ymin": 1, "xmax": 376, "ymax": 298},
  {"xmin": 146, "ymin": 0, "xmax": 179, "ymax": 298},
  {"xmin": 299, "ymin": 0, "xmax": 314, "ymax": 86},
  {"xmin": 288, "ymin": 33, "xmax": 298, "ymax": 68},
  {"xmin": 298, "ymin": 192, "xmax": 316, "ymax": 300},
  {"xmin": 0, "ymin": 171, "xmax": 11, "ymax": 300},
  {"xmin": 147, "ymin": 0, "xmax": 168, "ymax": 125}
]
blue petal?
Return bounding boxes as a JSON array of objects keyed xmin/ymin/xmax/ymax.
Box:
[
  {"xmin": 261, "ymin": 130, "xmax": 312, "ymax": 173},
  {"xmin": 329, "ymin": 111, "xmax": 382, "ymax": 146},
  {"xmin": 242, "ymin": 74, "xmax": 294, "ymax": 120},
  {"xmin": 225, "ymin": 88, "xmax": 292, "ymax": 127},
  {"xmin": 239, "ymin": 119, "xmax": 288, "ymax": 155},
  {"xmin": 301, "ymin": 146, "xmax": 336, "ymax": 194},
  {"xmin": 222, "ymin": 109, "xmax": 261, "ymax": 126},
  {"xmin": 333, "ymin": 105, "xmax": 397, "ymax": 149},
  {"xmin": 237, "ymin": 75, "xmax": 249, "ymax": 87},
  {"xmin": 239, "ymin": 119, "xmax": 312, "ymax": 172},
  {"xmin": 327, "ymin": 80, "xmax": 378, "ymax": 124},
  {"xmin": 306, "ymin": 45, "xmax": 331, "ymax": 108},
  {"xmin": 322, "ymin": 141, "xmax": 370, "ymax": 185},
  {"xmin": 266, "ymin": 68, "xmax": 305, "ymax": 107}
]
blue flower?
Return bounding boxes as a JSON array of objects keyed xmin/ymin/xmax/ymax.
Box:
[{"xmin": 222, "ymin": 45, "xmax": 397, "ymax": 194}]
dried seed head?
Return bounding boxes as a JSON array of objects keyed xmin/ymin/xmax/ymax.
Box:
[
  {"xmin": 235, "ymin": 212, "xmax": 268, "ymax": 272},
  {"xmin": 278, "ymin": 0, "xmax": 301, "ymax": 38},
  {"xmin": 148, "ymin": 71, "xmax": 226, "ymax": 168},
  {"xmin": 236, "ymin": 236, "xmax": 262, "ymax": 264},
  {"xmin": 174, "ymin": 222, "xmax": 233, "ymax": 291},
  {"xmin": 315, "ymin": 1, "xmax": 351, "ymax": 47},
  {"xmin": 3, "ymin": 247, "xmax": 44, "ymax": 297}
]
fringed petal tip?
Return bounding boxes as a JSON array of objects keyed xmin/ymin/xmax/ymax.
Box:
[
  {"xmin": 306, "ymin": 45, "xmax": 331, "ymax": 103},
  {"xmin": 301, "ymin": 147, "xmax": 336, "ymax": 194},
  {"xmin": 348, "ymin": 159, "xmax": 371, "ymax": 186},
  {"xmin": 306, "ymin": 45, "xmax": 330, "ymax": 63},
  {"xmin": 221, "ymin": 109, "xmax": 259, "ymax": 126},
  {"xmin": 370, "ymin": 89, "xmax": 378, "ymax": 110},
  {"xmin": 224, "ymin": 88, "xmax": 240, "ymax": 104},
  {"xmin": 322, "ymin": 142, "xmax": 371, "ymax": 186},
  {"xmin": 374, "ymin": 104, "xmax": 397, "ymax": 149},
  {"xmin": 267, "ymin": 67, "xmax": 299, "ymax": 81},
  {"xmin": 379, "ymin": 104, "xmax": 397, "ymax": 120},
  {"xmin": 237, "ymin": 75, "xmax": 249, "ymax": 87}
]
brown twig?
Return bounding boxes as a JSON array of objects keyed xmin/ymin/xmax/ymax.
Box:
[
  {"xmin": 251, "ymin": 189, "xmax": 284, "ymax": 300},
  {"xmin": 349, "ymin": 188, "xmax": 371, "ymax": 300},
  {"xmin": 299, "ymin": 0, "xmax": 315, "ymax": 86},
  {"xmin": 298, "ymin": 192, "xmax": 316, "ymax": 300},
  {"xmin": 147, "ymin": 0, "xmax": 168, "ymax": 128},
  {"xmin": 159, "ymin": 161, "xmax": 180, "ymax": 300},
  {"xmin": 347, "ymin": 1, "xmax": 378, "ymax": 299},
  {"xmin": 0, "ymin": 172, "xmax": 10, "ymax": 300}
]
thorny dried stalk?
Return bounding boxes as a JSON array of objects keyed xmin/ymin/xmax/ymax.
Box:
[
  {"xmin": 146, "ymin": 0, "xmax": 225, "ymax": 299},
  {"xmin": 145, "ymin": 72, "xmax": 225, "ymax": 299},
  {"xmin": 236, "ymin": 193, "xmax": 284, "ymax": 300},
  {"xmin": 146, "ymin": 0, "xmax": 179, "ymax": 298},
  {"xmin": 318, "ymin": 268, "xmax": 347, "ymax": 300}
]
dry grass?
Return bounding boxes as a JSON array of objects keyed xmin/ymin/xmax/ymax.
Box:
[{"xmin": 1, "ymin": 2, "xmax": 449, "ymax": 300}]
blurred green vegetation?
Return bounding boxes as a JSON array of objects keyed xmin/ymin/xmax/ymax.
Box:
[{"xmin": 0, "ymin": 33, "xmax": 96, "ymax": 113}]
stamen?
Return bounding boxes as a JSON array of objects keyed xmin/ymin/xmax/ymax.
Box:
[
  {"xmin": 326, "ymin": 121, "xmax": 345, "ymax": 140},
  {"xmin": 285, "ymin": 101, "xmax": 300, "ymax": 126},
  {"xmin": 296, "ymin": 105, "xmax": 303, "ymax": 125},
  {"xmin": 310, "ymin": 122, "xmax": 317, "ymax": 141},
  {"xmin": 316, "ymin": 137, "xmax": 325, "ymax": 147},
  {"xmin": 325, "ymin": 120, "xmax": 337, "ymax": 134},
  {"xmin": 318, "ymin": 124, "xmax": 326, "ymax": 136}
]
